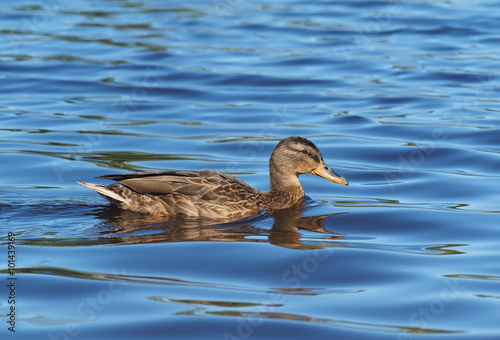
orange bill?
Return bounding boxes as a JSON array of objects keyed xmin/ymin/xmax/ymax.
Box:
[{"xmin": 311, "ymin": 164, "xmax": 348, "ymax": 186}]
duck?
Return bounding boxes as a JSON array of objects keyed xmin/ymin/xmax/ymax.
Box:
[{"xmin": 77, "ymin": 136, "xmax": 348, "ymax": 220}]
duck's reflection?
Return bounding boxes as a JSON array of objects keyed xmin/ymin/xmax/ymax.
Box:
[
  {"xmin": 268, "ymin": 208, "xmax": 346, "ymax": 249},
  {"xmin": 89, "ymin": 205, "xmax": 347, "ymax": 250}
]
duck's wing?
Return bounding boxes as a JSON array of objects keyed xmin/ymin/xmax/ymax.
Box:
[
  {"xmin": 98, "ymin": 169, "xmax": 264, "ymax": 207},
  {"xmin": 98, "ymin": 170, "xmax": 200, "ymax": 195}
]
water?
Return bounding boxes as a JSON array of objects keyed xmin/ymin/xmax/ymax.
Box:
[{"xmin": 1, "ymin": 0, "xmax": 500, "ymax": 339}]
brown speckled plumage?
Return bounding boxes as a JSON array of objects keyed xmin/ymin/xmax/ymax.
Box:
[{"xmin": 78, "ymin": 136, "xmax": 348, "ymax": 220}]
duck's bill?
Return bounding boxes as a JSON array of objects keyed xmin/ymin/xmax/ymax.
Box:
[{"xmin": 312, "ymin": 165, "xmax": 349, "ymax": 186}]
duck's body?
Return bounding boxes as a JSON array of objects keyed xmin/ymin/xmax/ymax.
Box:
[
  {"xmin": 80, "ymin": 169, "xmax": 270, "ymax": 220},
  {"xmin": 78, "ymin": 136, "xmax": 348, "ymax": 219}
]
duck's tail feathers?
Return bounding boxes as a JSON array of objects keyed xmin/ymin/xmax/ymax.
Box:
[{"xmin": 77, "ymin": 181, "xmax": 126, "ymax": 203}]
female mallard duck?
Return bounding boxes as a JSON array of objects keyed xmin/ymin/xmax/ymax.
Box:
[{"xmin": 78, "ymin": 136, "xmax": 348, "ymax": 220}]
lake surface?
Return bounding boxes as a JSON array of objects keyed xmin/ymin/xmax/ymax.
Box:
[{"xmin": 1, "ymin": 0, "xmax": 500, "ymax": 339}]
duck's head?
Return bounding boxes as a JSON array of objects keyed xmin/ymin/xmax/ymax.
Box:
[{"xmin": 269, "ymin": 136, "xmax": 348, "ymax": 191}]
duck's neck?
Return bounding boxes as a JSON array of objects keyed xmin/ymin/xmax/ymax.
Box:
[{"xmin": 268, "ymin": 163, "xmax": 305, "ymax": 209}]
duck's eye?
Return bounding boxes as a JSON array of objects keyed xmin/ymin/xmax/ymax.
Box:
[{"xmin": 301, "ymin": 149, "xmax": 308, "ymax": 155}]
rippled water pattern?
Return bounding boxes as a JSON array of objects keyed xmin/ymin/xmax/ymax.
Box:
[{"xmin": 1, "ymin": 0, "xmax": 500, "ymax": 339}]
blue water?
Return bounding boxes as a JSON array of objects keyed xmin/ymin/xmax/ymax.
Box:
[{"xmin": 1, "ymin": 0, "xmax": 500, "ymax": 339}]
